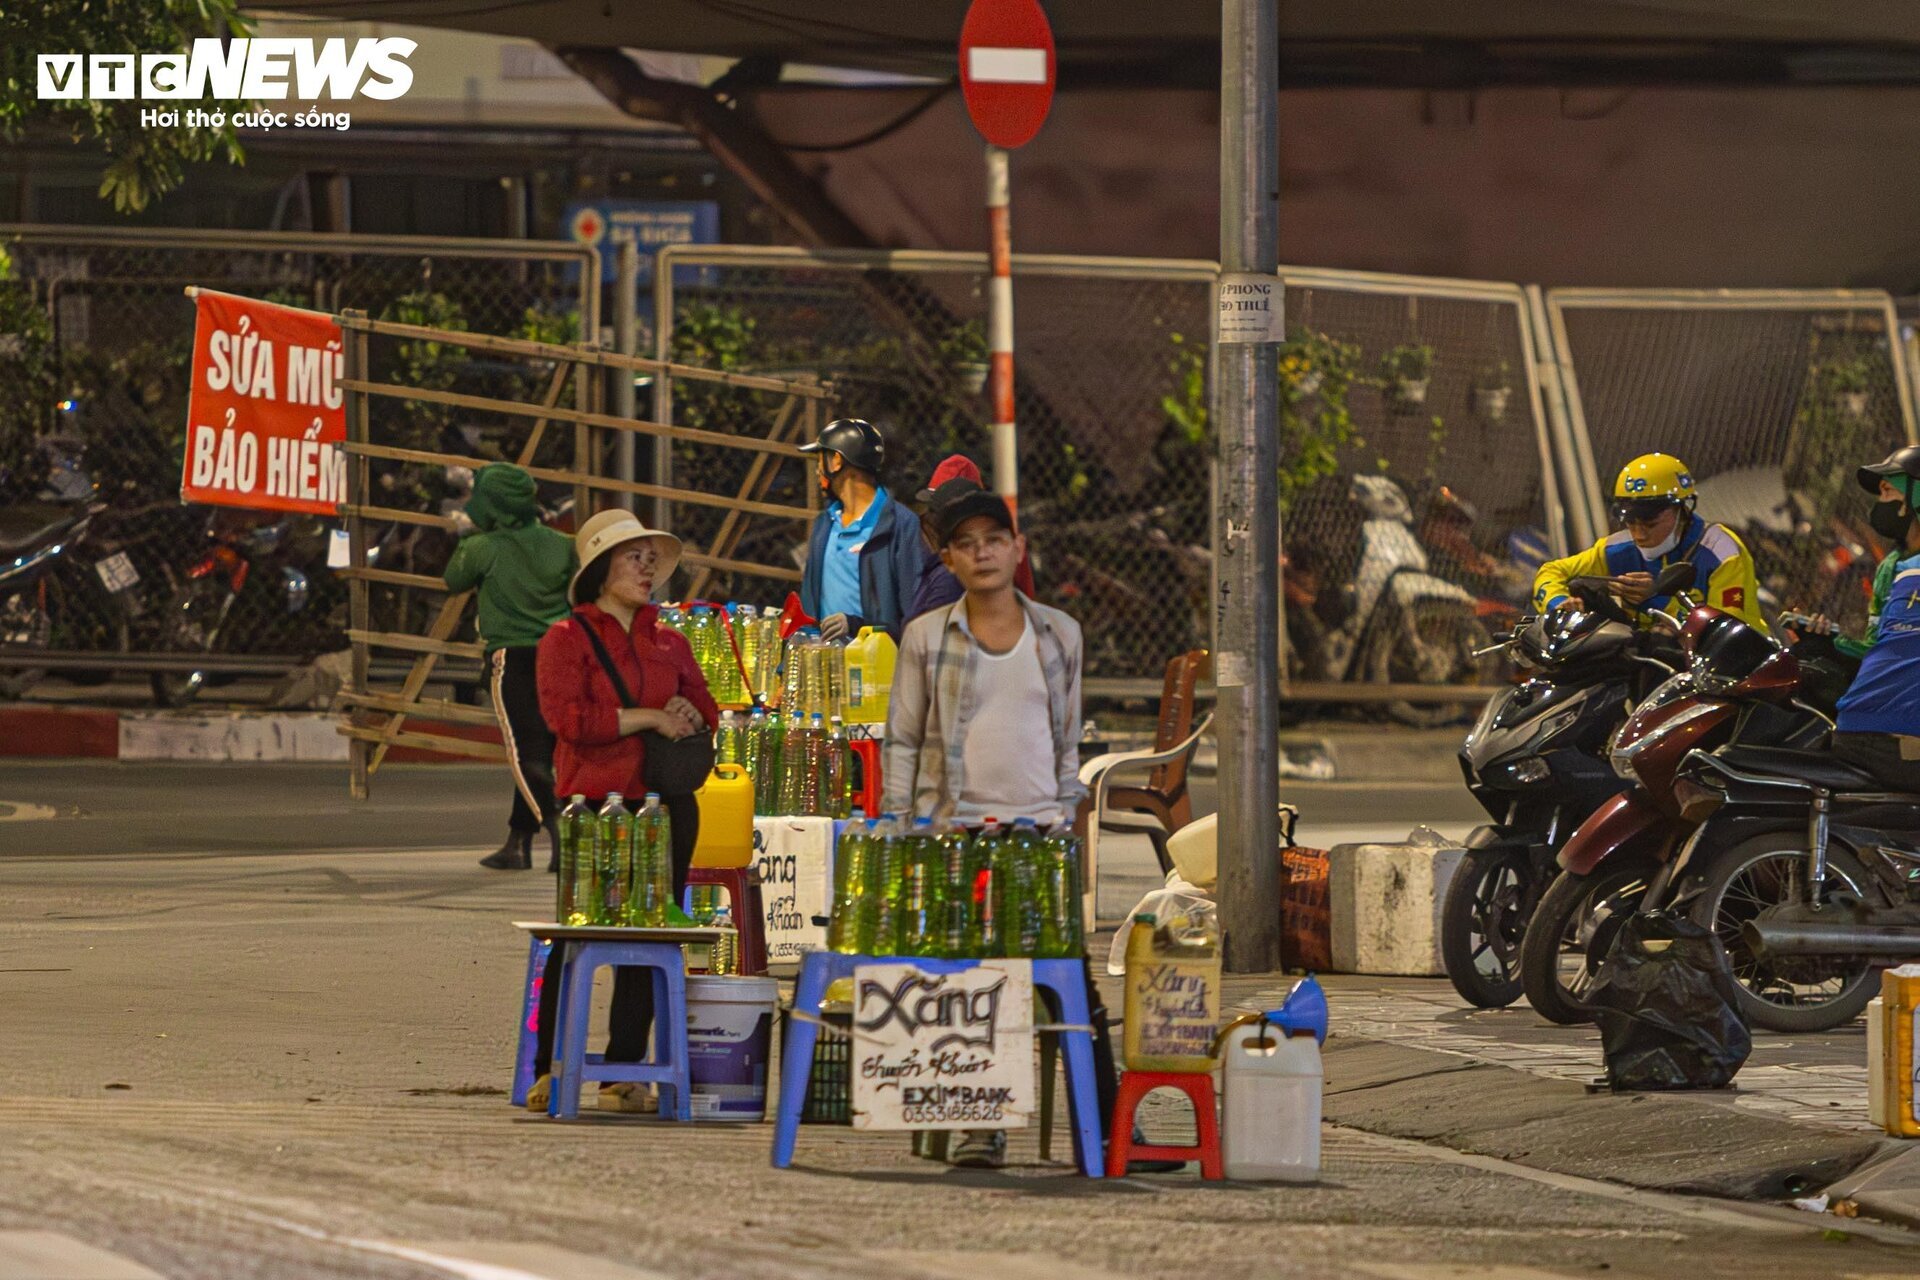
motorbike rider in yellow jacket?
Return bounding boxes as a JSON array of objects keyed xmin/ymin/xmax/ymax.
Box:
[{"xmin": 1532, "ymin": 452, "xmax": 1770, "ymax": 634}]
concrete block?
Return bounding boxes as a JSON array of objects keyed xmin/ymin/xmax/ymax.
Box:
[
  {"xmin": 118, "ymin": 711, "xmax": 348, "ymax": 762},
  {"xmin": 1328, "ymin": 842, "xmax": 1464, "ymax": 976}
]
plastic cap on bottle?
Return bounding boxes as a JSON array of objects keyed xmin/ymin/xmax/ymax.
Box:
[
  {"xmin": 913, "ymin": 817, "xmax": 933, "ymax": 828},
  {"xmin": 606, "ymin": 792, "xmax": 623, "ymax": 801},
  {"xmin": 1133, "ymin": 912, "xmax": 1157, "ymax": 924},
  {"xmin": 1013, "ymin": 817, "xmax": 1038, "ymax": 828},
  {"xmin": 571, "ymin": 793, "xmax": 586, "ymax": 803},
  {"xmin": 645, "ymin": 791, "xmax": 661, "ymax": 803},
  {"xmin": 811, "ymin": 712, "xmax": 824, "ymax": 725}
]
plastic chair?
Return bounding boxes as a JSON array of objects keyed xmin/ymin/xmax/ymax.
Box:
[
  {"xmin": 547, "ymin": 938, "xmax": 692, "ymax": 1121},
  {"xmin": 772, "ymin": 952, "xmax": 1106, "ymax": 1177},
  {"xmin": 510, "ymin": 938, "xmax": 552, "ymax": 1107},
  {"xmin": 1105, "ymin": 1070, "xmax": 1223, "ymax": 1180},
  {"xmin": 686, "ymin": 865, "xmax": 768, "ymax": 975},
  {"xmin": 1077, "ymin": 650, "xmax": 1213, "ymax": 917}
]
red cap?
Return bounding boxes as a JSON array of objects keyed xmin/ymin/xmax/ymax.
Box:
[{"xmin": 917, "ymin": 454, "xmax": 984, "ymax": 502}]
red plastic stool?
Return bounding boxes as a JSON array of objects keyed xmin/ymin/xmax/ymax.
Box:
[
  {"xmin": 686, "ymin": 866, "xmax": 768, "ymax": 976},
  {"xmin": 850, "ymin": 739, "xmax": 883, "ymax": 818},
  {"xmin": 1105, "ymin": 1070, "xmax": 1224, "ymax": 1179}
]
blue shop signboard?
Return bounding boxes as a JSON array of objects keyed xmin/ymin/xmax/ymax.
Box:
[{"xmin": 565, "ymin": 199, "xmax": 720, "ymax": 284}]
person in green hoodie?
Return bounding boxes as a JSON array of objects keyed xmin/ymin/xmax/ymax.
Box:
[{"xmin": 444, "ymin": 464, "xmax": 575, "ymax": 870}]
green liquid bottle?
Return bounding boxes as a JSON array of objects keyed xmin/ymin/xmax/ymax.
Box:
[
  {"xmin": 899, "ymin": 818, "xmax": 948, "ymax": 958},
  {"xmin": 995, "ymin": 817, "xmax": 1047, "ymax": 957},
  {"xmin": 777, "ymin": 712, "xmax": 809, "ymax": 816},
  {"xmin": 557, "ymin": 794, "xmax": 594, "ymax": 925},
  {"xmin": 937, "ymin": 822, "xmax": 979, "ymax": 958},
  {"xmin": 715, "ymin": 710, "xmax": 742, "ymax": 766},
  {"xmin": 596, "ymin": 793, "xmax": 633, "ymax": 926},
  {"xmin": 969, "ymin": 819, "xmax": 1006, "ymax": 958},
  {"xmin": 755, "ymin": 711, "xmax": 785, "ymax": 816},
  {"xmin": 826, "ymin": 817, "xmax": 873, "ymax": 954},
  {"xmin": 1037, "ymin": 825, "xmax": 1085, "ymax": 958},
  {"xmin": 868, "ymin": 815, "xmax": 907, "ymax": 956},
  {"xmin": 627, "ymin": 792, "xmax": 672, "ymax": 926}
]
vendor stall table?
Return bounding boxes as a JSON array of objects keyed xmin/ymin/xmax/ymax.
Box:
[
  {"xmin": 511, "ymin": 922, "xmax": 727, "ymax": 1120},
  {"xmin": 772, "ymin": 951, "xmax": 1107, "ymax": 1177}
]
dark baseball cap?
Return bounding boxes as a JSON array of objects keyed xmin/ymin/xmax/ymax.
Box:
[{"xmin": 927, "ymin": 478, "xmax": 1014, "ymax": 546}]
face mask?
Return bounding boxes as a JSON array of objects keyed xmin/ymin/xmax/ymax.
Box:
[
  {"xmin": 1871, "ymin": 497, "xmax": 1914, "ymax": 542},
  {"xmin": 1636, "ymin": 519, "xmax": 1684, "ymax": 560}
]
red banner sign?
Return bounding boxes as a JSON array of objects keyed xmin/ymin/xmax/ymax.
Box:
[{"xmin": 182, "ymin": 289, "xmax": 347, "ymax": 514}]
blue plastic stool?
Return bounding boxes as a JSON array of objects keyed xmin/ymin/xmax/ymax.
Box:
[
  {"xmin": 539, "ymin": 938, "xmax": 692, "ymax": 1121},
  {"xmin": 771, "ymin": 953, "xmax": 1105, "ymax": 1177},
  {"xmin": 510, "ymin": 937, "xmax": 553, "ymax": 1107}
]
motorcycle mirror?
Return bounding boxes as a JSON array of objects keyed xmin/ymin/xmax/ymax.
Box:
[{"xmin": 1651, "ymin": 561, "xmax": 1697, "ymax": 597}]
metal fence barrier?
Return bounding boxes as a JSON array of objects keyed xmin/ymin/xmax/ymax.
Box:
[
  {"xmin": 1543, "ymin": 288, "xmax": 1919, "ymax": 634},
  {"xmin": 6, "ymin": 222, "xmax": 1917, "ymax": 710},
  {"xmin": 0, "ymin": 225, "xmax": 595, "ymax": 698},
  {"xmin": 650, "ymin": 245, "xmax": 1221, "ymax": 681}
]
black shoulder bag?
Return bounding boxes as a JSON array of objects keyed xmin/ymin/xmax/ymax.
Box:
[{"xmin": 571, "ymin": 617, "xmax": 714, "ymax": 797}]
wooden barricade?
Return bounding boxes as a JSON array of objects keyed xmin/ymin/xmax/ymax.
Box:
[{"xmin": 333, "ymin": 309, "xmax": 830, "ymax": 798}]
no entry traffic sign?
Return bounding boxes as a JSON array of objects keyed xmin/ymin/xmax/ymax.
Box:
[{"xmin": 959, "ymin": 0, "xmax": 1056, "ymax": 150}]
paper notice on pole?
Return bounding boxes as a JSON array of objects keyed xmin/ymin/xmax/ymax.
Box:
[
  {"xmin": 1215, "ymin": 650, "xmax": 1251, "ymax": 688},
  {"xmin": 850, "ymin": 959, "xmax": 1035, "ymax": 1130},
  {"xmin": 1216, "ymin": 272, "xmax": 1285, "ymax": 344}
]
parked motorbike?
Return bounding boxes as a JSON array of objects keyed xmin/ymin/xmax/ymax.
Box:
[
  {"xmin": 0, "ymin": 435, "xmax": 143, "ymax": 698},
  {"xmin": 1642, "ymin": 621, "xmax": 1911, "ymax": 1032},
  {"xmin": 149, "ymin": 510, "xmax": 322, "ymax": 707},
  {"xmin": 1440, "ymin": 582, "xmax": 1685, "ymax": 1007},
  {"xmin": 1286, "ymin": 474, "xmax": 1492, "ymax": 727},
  {"xmin": 1518, "ymin": 601, "xmax": 1838, "ymax": 1024}
]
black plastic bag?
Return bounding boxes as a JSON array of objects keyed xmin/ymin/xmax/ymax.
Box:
[{"xmin": 1586, "ymin": 909, "xmax": 1751, "ymax": 1091}]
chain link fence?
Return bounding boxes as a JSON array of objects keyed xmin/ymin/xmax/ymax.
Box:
[
  {"xmin": 651, "ymin": 247, "xmax": 1221, "ymax": 680},
  {"xmin": 0, "ymin": 225, "xmax": 594, "ymax": 692},
  {"xmin": 1545, "ymin": 290, "xmax": 1919, "ymax": 633},
  {"xmin": 7, "ymin": 224, "xmax": 1916, "ymax": 700},
  {"xmin": 1270, "ymin": 270, "xmax": 1565, "ymax": 709}
]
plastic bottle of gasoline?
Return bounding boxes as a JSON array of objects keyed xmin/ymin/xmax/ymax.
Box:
[
  {"xmin": 970, "ymin": 819, "xmax": 1007, "ymax": 957},
  {"xmin": 596, "ymin": 793, "xmax": 633, "ymax": 926},
  {"xmin": 937, "ymin": 821, "xmax": 978, "ymax": 958},
  {"xmin": 898, "ymin": 817, "xmax": 949, "ymax": 958},
  {"xmin": 1038, "ymin": 825, "xmax": 1085, "ymax": 958},
  {"xmin": 557, "ymin": 794, "xmax": 595, "ymax": 925},
  {"xmin": 995, "ymin": 817, "xmax": 1046, "ymax": 957},
  {"xmin": 827, "ymin": 818, "xmax": 874, "ymax": 954},
  {"xmin": 868, "ymin": 815, "xmax": 907, "ymax": 956}
]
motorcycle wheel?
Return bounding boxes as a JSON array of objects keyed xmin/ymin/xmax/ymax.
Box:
[
  {"xmin": 1440, "ymin": 845, "xmax": 1538, "ymax": 1008},
  {"xmin": 149, "ymin": 580, "xmax": 227, "ymax": 708},
  {"xmin": 1688, "ymin": 832, "xmax": 1879, "ymax": 1033},
  {"xmin": 1519, "ymin": 862, "xmax": 1654, "ymax": 1025}
]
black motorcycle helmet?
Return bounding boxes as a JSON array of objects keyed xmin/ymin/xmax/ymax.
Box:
[
  {"xmin": 1856, "ymin": 444, "xmax": 1920, "ymax": 497},
  {"xmin": 800, "ymin": 418, "xmax": 886, "ymax": 477}
]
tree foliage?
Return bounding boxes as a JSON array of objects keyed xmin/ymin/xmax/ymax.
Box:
[{"xmin": 0, "ymin": 1, "xmax": 253, "ymax": 213}]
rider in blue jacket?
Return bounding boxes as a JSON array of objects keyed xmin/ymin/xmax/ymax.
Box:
[{"xmin": 798, "ymin": 418, "xmax": 929, "ymax": 642}]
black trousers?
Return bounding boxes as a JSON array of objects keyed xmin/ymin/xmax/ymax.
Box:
[
  {"xmin": 533, "ymin": 791, "xmax": 700, "ymax": 1077},
  {"xmin": 491, "ymin": 646, "xmax": 557, "ymax": 834},
  {"xmin": 1834, "ymin": 731, "xmax": 1920, "ymax": 791}
]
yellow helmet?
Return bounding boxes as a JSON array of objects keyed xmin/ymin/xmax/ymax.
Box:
[{"xmin": 1611, "ymin": 452, "xmax": 1696, "ymax": 523}]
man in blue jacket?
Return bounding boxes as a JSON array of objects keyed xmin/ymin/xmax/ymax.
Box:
[{"xmin": 799, "ymin": 418, "xmax": 928, "ymax": 641}]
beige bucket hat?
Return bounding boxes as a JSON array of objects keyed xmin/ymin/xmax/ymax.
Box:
[{"xmin": 570, "ymin": 509, "xmax": 682, "ymax": 604}]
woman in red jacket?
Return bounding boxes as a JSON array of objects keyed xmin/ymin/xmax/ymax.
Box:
[{"xmin": 525, "ymin": 509, "xmax": 720, "ymax": 1115}]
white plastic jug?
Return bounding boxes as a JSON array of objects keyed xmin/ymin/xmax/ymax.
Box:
[{"xmin": 1219, "ymin": 1015, "xmax": 1321, "ymax": 1181}]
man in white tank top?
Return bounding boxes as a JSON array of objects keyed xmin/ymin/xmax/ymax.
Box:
[{"xmin": 885, "ymin": 478, "xmax": 1135, "ymax": 1171}]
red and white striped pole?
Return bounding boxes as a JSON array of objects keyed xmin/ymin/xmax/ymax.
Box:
[{"xmin": 986, "ymin": 143, "xmax": 1017, "ymax": 510}]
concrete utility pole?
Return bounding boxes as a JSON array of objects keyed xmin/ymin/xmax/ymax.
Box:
[
  {"xmin": 612, "ymin": 231, "xmax": 639, "ymax": 514},
  {"xmin": 1214, "ymin": 0, "xmax": 1284, "ymax": 972}
]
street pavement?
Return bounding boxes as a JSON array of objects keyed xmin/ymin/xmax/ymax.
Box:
[{"xmin": 1, "ymin": 763, "xmax": 1912, "ymax": 1278}]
